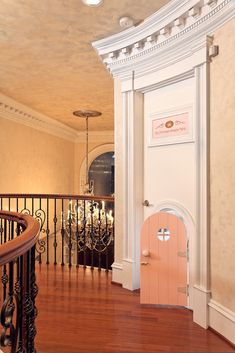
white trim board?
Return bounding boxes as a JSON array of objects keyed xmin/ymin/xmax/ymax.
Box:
[
  {"xmin": 111, "ymin": 262, "xmax": 123, "ymax": 285},
  {"xmin": 0, "ymin": 93, "xmax": 78, "ymax": 142},
  {"xmin": 93, "ymin": 0, "xmax": 235, "ymax": 80},
  {"xmin": 0, "ymin": 93, "xmax": 114, "ymax": 144},
  {"xmin": 93, "ymin": 0, "xmax": 234, "ymax": 336},
  {"xmin": 209, "ymin": 300, "xmax": 235, "ymax": 344}
]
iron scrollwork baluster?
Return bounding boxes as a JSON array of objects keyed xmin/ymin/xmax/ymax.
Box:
[
  {"xmin": 46, "ymin": 199, "xmax": 50, "ymax": 265},
  {"xmin": 68, "ymin": 199, "xmax": 72, "ymax": 267},
  {"xmin": 15, "ymin": 255, "xmax": 26, "ymax": 353},
  {"xmin": 34, "ymin": 206, "xmax": 46, "ymax": 264},
  {"xmin": 61, "ymin": 199, "xmax": 65, "ymax": 266},
  {"xmin": 53, "ymin": 199, "xmax": 57, "ymax": 265},
  {"xmin": 25, "ymin": 248, "xmax": 38, "ymax": 353},
  {"xmin": 0, "ymin": 261, "xmax": 19, "ymax": 353},
  {"xmin": 76, "ymin": 199, "xmax": 79, "ymax": 268}
]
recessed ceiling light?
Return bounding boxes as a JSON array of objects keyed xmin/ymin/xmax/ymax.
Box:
[{"xmin": 82, "ymin": 0, "xmax": 103, "ymax": 6}]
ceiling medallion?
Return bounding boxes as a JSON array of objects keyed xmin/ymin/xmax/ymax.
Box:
[
  {"xmin": 81, "ymin": 0, "xmax": 103, "ymax": 7},
  {"xmin": 73, "ymin": 110, "xmax": 102, "ymax": 118}
]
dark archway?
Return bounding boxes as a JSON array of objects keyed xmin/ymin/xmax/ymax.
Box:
[{"xmin": 88, "ymin": 151, "xmax": 114, "ymax": 196}]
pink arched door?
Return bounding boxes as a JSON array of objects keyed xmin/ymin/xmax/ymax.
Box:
[{"xmin": 140, "ymin": 212, "xmax": 188, "ymax": 306}]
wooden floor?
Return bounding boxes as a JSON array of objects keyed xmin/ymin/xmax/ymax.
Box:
[{"xmin": 35, "ymin": 265, "xmax": 234, "ymax": 353}]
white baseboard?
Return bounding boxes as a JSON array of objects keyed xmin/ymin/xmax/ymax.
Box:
[
  {"xmin": 111, "ymin": 262, "xmax": 123, "ymax": 285},
  {"xmin": 209, "ymin": 299, "xmax": 235, "ymax": 345},
  {"xmin": 193, "ymin": 285, "xmax": 211, "ymax": 329},
  {"xmin": 122, "ymin": 259, "xmax": 140, "ymax": 291}
]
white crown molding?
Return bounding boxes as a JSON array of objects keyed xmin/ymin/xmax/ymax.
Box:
[
  {"xmin": 93, "ymin": 0, "xmax": 235, "ymax": 79},
  {"xmin": 0, "ymin": 93, "xmax": 78, "ymax": 142},
  {"xmin": 93, "ymin": 0, "xmax": 200, "ymax": 55},
  {"xmin": 0, "ymin": 93, "xmax": 114, "ymax": 144},
  {"xmin": 76, "ymin": 130, "xmax": 114, "ymax": 143}
]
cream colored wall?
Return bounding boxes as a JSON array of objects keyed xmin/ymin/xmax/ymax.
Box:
[
  {"xmin": 0, "ymin": 117, "xmax": 75, "ymax": 194},
  {"xmin": 210, "ymin": 18, "xmax": 235, "ymax": 312}
]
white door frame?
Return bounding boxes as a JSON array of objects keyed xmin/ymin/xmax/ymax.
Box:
[
  {"xmin": 119, "ymin": 63, "xmax": 210, "ymax": 328},
  {"xmin": 92, "ymin": 0, "xmax": 235, "ymax": 329}
]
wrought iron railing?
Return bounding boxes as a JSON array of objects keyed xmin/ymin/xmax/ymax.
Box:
[
  {"xmin": 0, "ymin": 194, "xmax": 114, "ymax": 271},
  {"xmin": 0, "ymin": 210, "xmax": 40, "ymax": 353}
]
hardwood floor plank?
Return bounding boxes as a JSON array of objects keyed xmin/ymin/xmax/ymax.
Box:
[{"xmin": 35, "ymin": 265, "xmax": 235, "ymax": 353}]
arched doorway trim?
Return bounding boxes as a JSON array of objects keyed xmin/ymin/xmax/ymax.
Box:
[{"xmin": 80, "ymin": 143, "xmax": 114, "ymax": 193}]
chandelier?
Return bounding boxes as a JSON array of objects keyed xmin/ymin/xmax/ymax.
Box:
[
  {"xmin": 62, "ymin": 110, "xmax": 114, "ymax": 257},
  {"xmin": 65, "ymin": 199, "xmax": 114, "ymax": 253}
]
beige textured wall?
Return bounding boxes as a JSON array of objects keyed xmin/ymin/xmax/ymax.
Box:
[
  {"xmin": 210, "ymin": 18, "xmax": 235, "ymax": 312},
  {"xmin": 0, "ymin": 117, "xmax": 75, "ymax": 194}
]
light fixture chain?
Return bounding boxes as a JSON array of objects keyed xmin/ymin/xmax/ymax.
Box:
[{"xmin": 86, "ymin": 116, "xmax": 89, "ymax": 186}]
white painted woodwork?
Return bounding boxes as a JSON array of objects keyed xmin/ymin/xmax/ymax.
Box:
[
  {"xmin": 143, "ymin": 78, "xmax": 195, "ymax": 308},
  {"xmin": 93, "ymin": 0, "xmax": 235, "ymax": 340},
  {"xmin": 0, "ymin": 93, "xmax": 78, "ymax": 142},
  {"xmin": 0, "ymin": 92, "xmax": 114, "ymax": 144},
  {"xmin": 122, "ymin": 90, "xmax": 144, "ymax": 290}
]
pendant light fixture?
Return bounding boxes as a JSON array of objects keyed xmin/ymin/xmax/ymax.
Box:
[{"xmin": 73, "ymin": 109, "xmax": 102, "ymax": 194}]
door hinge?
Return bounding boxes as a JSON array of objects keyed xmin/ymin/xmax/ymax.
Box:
[
  {"xmin": 177, "ymin": 287, "xmax": 186, "ymax": 294},
  {"xmin": 187, "ymin": 240, "xmax": 189, "ymax": 262},
  {"xmin": 177, "ymin": 285, "xmax": 189, "ymax": 296},
  {"xmin": 177, "ymin": 251, "xmax": 187, "ymax": 258}
]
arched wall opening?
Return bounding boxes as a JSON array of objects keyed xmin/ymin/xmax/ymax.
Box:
[
  {"xmin": 79, "ymin": 143, "xmax": 114, "ymax": 194},
  {"xmin": 88, "ymin": 151, "xmax": 114, "ymax": 196}
]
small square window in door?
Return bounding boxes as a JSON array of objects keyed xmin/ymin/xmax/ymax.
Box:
[{"xmin": 157, "ymin": 228, "xmax": 170, "ymax": 241}]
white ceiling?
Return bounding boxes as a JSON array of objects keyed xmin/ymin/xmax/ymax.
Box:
[{"xmin": 0, "ymin": 0, "xmax": 171, "ymax": 131}]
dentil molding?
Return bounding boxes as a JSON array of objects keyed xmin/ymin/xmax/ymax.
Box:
[
  {"xmin": 0, "ymin": 93, "xmax": 78, "ymax": 142},
  {"xmin": 93, "ymin": 0, "xmax": 234, "ymax": 79},
  {"xmin": 0, "ymin": 93, "xmax": 113, "ymax": 144}
]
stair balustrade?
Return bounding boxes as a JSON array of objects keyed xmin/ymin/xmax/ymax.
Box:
[
  {"xmin": 0, "ymin": 210, "xmax": 40, "ymax": 353},
  {"xmin": 0, "ymin": 194, "xmax": 115, "ymax": 271}
]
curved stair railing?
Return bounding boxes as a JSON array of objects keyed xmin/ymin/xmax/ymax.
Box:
[
  {"xmin": 0, "ymin": 211, "xmax": 40, "ymax": 353},
  {"xmin": 0, "ymin": 195, "xmax": 114, "ymax": 271}
]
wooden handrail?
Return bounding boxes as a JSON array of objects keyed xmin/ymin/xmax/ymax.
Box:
[
  {"xmin": 0, "ymin": 193, "xmax": 114, "ymax": 202},
  {"xmin": 0, "ymin": 211, "xmax": 40, "ymax": 266}
]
